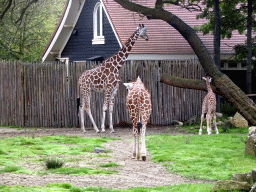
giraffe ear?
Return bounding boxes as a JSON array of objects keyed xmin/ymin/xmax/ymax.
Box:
[
  {"xmin": 208, "ymin": 78, "xmax": 212, "ymax": 83},
  {"xmin": 123, "ymin": 83, "xmax": 134, "ymax": 90},
  {"xmin": 202, "ymin": 77, "xmax": 206, "ymax": 81}
]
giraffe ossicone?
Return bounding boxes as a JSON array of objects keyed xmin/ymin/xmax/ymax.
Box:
[
  {"xmin": 199, "ymin": 76, "xmax": 219, "ymax": 135},
  {"xmin": 77, "ymin": 25, "xmax": 148, "ymax": 133},
  {"xmin": 124, "ymin": 77, "xmax": 152, "ymax": 161}
]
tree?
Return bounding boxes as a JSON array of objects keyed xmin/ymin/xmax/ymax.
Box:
[
  {"xmin": 0, "ymin": 0, "xmax": 66, "ymax": 61},
  {"xmin": 196, "ymin": 0, "xmax": 256, "ymax": 95},
  {"xmin": 113, "ymin": 0, "xmax": 256, "ymax": 125},
  {"xmin": 0, "ymin": 0, "xmax": 39, "ymax": 24},
  {"xmin": 246, "ymin": 0, "xmax": 253, "ymax": 95}
]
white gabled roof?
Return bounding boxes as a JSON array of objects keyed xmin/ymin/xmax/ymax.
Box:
[
  {"xmin": 42, "ymin": 0, "xmax": 86, "ymax": 62},
  {"xmin": 42, "ymin": 0, "xmax": 247, "ymax": 62}
]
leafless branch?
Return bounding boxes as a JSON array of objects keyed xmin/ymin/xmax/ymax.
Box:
[
  {"xmin": 0, "ymin": 0, "xmax": 13, "ymax": 23},
  {"xmin": 15, "ymin": 0, "xmax": 39, "ymax": 24}
]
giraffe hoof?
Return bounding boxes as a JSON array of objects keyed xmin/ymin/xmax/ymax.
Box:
[
  {"xmin": 110, "ymin": 130, "xmax": 115, "ymax": 133},
  {"xmin": 101, "ymin": 130, "xmax": 105, "ymax": 133},
  {"xmin": 142, "ymin": 156, "xmax": 146, "ymax": 161}
]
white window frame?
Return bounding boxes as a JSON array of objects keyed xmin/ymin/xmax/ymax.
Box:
[{"xmin": 92, "ymin": 2, "xmax": 105, "ymax": 45}]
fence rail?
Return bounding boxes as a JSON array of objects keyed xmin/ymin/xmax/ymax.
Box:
[{"xmin": 0, "ymin": 59, "xmax": 206, "ymax": 128}]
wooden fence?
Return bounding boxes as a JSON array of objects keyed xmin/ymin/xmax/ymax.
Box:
[{"xmin": 0, "ymin": 59, "xmax": 206, "ymax": 128}]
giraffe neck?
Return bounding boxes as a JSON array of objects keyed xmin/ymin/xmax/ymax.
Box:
[
  {"xmin": 114, "ymin": 29, "xmax": 139, "ymax": 69},
  {"xmin": 206, "ymin": 82, "xmax": 213, "ymax": 93}
]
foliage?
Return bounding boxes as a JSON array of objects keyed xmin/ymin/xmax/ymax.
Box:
[
  {"xmin": 99, "ymin": 162, "xmax": 118, "ymax": 167},
  {"xmin": 0, "ymin": 135, "xmax": 118, "ymax": 175},
  {"xmin": 0, "ymin": 183, "xmax": 215, "ymax": 192},
  {"xmin": 44, "ymin": 157, "xmax": 64, "ymax": 169},
  {"xmin": 0, "ymin": 0, "xmax": 66, "ymax": 62},
  {"xmin": 221, "ymin": 102, "xmax": 237, "ymax": 116},
  {"xmin": 146, "ymin": 134, "xmax": 254, "ymax": 180},
  {"xmin": 0, "ymin": 165, "xmax": 21, "ymax": 173},
  {"xmin": 194, "ymin": 0, "xmax": 256, "ymax": 67}
]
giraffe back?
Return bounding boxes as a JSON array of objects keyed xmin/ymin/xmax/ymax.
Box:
[{"xmin": 126, "ymin": 77, "xmax": 152, "ymax": 124}]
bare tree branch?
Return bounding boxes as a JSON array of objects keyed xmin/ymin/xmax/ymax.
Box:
[
  {"xmin": 160, "ymin": 73, "xmax": 219, "ymax": 93},
  {"xmin": 15, "ymin": 0, "xmax": 39, "ymax": 24},
  {"xmin": 0, "ymin": 0, "xmax": 13, "ymax": 24}
]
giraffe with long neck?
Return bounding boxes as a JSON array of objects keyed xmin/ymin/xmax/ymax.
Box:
[
  {"xmin": 199, "ymin": 76, "xmax": 219, "ymax": 135},
  {"xmin": 77, "ymin": 24, "xmax": 148, "ymax": 133}
]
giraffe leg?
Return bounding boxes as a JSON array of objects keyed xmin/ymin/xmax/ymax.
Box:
[
  {"xmin": 131, "ymin": 118, "xmax": 139, "ymax": 159},
  {"xmin": 79, "ymin": 98, "xmax": 87, "ymax": 132},
  {"xmin": 79, "ymin": 106, "xmax": 86, "ymax": 132},
  {"xmin": 132, "ymin": 129, "xmax": 137, "ymax": 159},
  {"xmin": 206, "ymin": 113, "xmax": 212, "ymax": 135},
  {"xmin": 101, "ymin": 89, "xmax": 112, "ymax": 132},
  {"xmin": 136, "ymin": 133, "xmax": 140, "ymax": 160},
  {"xmin": 141, "ymin": 124, "xmax": 147, "ymax": 161},
  {"xmin": 108, "ymin": 84, "xmax": 119, "ymax": 133},
  {"xmin": 199, "ymin": 113, "xmax": 204, "ymax": 135},
  {"xmin": 86, "ymin": 109, "xmax": 99, "ymax": 133},
  {"xmin": 213, "ymin": 112, "xmax": 219, "ymax": 134},
  {"xmin": 100, "ymin": 106, "xmax": 107, "ymax": 133},
  {"xmin": 82, "ymin": 93, "xmax": 99, "ymax": 133}
]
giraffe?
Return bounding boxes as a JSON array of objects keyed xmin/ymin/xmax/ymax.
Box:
[
  {"xmin": 199, "ymin": 76, "xmax": 219, "ymax": 135},
  {"xmin": 77, "ymin": 24, "xmax": 148, "ymax": 133},
  {"xmin": 124, "ymin": 77, "xmax": 152, "ymax": 161}
]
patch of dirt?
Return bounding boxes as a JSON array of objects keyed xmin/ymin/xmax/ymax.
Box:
[{"xmin": 0, "ymin": 126, "xmax": 212, "ymax": 189}]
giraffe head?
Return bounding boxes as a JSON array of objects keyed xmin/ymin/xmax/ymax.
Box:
[
  {"xmin": 202, "ymin": 76, "xmax": 212, "ymax": 83},
  {"xmin": 137, "ymin": 24, "xmax": 148, "ymax": 41}
]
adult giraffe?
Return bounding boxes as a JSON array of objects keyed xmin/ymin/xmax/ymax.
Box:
[
  {"xmin": 124, "ymin": 77, "xmax": 152, "ymax": 161},
  {"xmin": 77, "ymin": 24, "xmax": 148, "ymax": 133}
]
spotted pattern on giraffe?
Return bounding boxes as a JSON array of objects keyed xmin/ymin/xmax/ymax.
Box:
[
  {"xmin": 124, "ymin": 76, "xmax": 152, "ymax": 161},
  {"xmin": 199, "ymin": 76, "xmax": 219, "ymax": 135},
  {"xmin": 77, "ymin": 24, "xmax": 148, "ymax": 133}
]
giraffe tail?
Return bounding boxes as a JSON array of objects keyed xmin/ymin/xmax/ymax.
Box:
[
  {"xmin": 137, "ymin": 88, "xmax": 143, "ymax": 134},
  {"xmin": 137, "ymin": 122, "xmax": 142, "ymax": 134},
  {"xmin": 77, "ymin": 81, "xmax": 80, "ymax": 115},
  {"xmin": 77, "ymin": 98, "xmax": 80, "ymax": 114}
]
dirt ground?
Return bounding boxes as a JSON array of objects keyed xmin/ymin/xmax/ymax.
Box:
[{"xmin": 0, "ymin": 126, "xmax": 213, "ymax": 189}]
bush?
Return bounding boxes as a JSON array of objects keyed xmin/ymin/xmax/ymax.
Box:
[
  {"xmin": 44, "ymin": 157, "xmax": 64, "ymax": 170},
  {"xmin": 221, "ymin": 103, "xmax": 237, "ymax": 116}
]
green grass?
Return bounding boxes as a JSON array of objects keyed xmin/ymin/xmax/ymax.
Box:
[
  {"xmin": 0, "ymin": 165, "xmax": 22, "ymax": 173},
  {"xmin": 99, "ymin": 162, "xmax": 118, "ymax": 167},
  {"xmin": 47, "ymin": 167, "xmax": 117, "ymax": 176},
  {"xmin": 181, "ymin": 116, "xmax": 248, "ymax": 135},
  {"xmin": 0, "ymin": 183, "xmax": 215, "ymax": 192},
  {"xmin": 146, "ymin": 133, "xmax": 254, "ymax": 180},
  {"xmin": 0, "ymin": 135, "xmax": 118, "ymax": 175}
]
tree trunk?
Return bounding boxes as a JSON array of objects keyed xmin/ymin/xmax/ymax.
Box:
[
  {"xmin": 246, "ymin": 0, "xmax": 252, "ymax": 95},
  {"xmin": 114, "ymin": 0, "xmax": 256, "ymax": 125},
  {"xmin": 214, "ymin": 0, "xmax": 221, "ymax": 112}
]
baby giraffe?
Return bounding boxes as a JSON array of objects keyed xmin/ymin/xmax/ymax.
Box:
[
  {"xmin": 124, "ymin": 77, "xmax": 152, "ymax": 161},
  {"xmin": 199, "ymin": 76, "xmax": 219, "ymax": 135}
]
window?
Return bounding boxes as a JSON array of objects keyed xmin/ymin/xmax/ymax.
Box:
[{"xmin": 92, "ymin": 2, "xmax": 105, "ymax": 45}]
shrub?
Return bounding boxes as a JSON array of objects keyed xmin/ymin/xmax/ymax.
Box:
[
  {"xmin": 44, "ymin": 157, "xmax": 64, "ymax": 170},
  {"xmin": 221, "ymin": 103, "xmax": 237, "ymax": 116}
]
